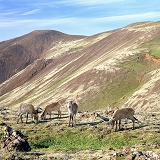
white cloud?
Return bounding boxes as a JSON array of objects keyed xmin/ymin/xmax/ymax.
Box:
[
  {"xmin": 0, "ymin": 11, "xmax": 160, "ymax": 42},
  {"xmin": 0, "ymin": 17, "xmax": 75, "ymax": 28},
  {"xmin": 0, "ymin": 11, "xmax": 160, "ymax": 28},
  {"xmin": 21, "ymin": 0, "xmax": 126, "ymax": 7},
  {"xmin": 58, "ymin": 0, "xmax": 126, "ymax": 6},
  {"xmin": 0, "ymin": 18, "xmax": 35, "ymax": 27},
  {"xmin": 94, "ymin": 12, "xmax": 160, "ymax": 22},
  {"xmin": 21, "ymin": 9, "xmax": 41, "ymax": 16},
  {"xmin": 0, "ymin": 9, "xmax": 20, "ymax": 16}
]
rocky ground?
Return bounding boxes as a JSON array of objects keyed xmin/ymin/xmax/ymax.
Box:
[{"xmin": 0, "ymin": 106, "xmax": 160, "ymax": 160}]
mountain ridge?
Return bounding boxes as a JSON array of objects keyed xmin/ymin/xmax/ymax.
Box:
[
  {"xmin": 0, "ymin": 30, "xmax": 86, "ymax": 84},
  {"xmin": 0, "ymin": 21, "xmax": 160, "ymax": 113}
]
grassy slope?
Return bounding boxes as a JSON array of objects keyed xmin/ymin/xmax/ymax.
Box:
[
  {"xmin": 1, "ymin": 26, "xmax": 160, "ymax": 159},
  {"xmin": 24, "ymin": 36, "xmax": 160, "ymax": 154},
  {"xmin": 80, "ymin": 52, "xmax": 160, "ymax": 111},
  {"xmin": 79, "ymin": 32, "xmax": 160, "ymax": 111},
  {"xmin": 0, "ymin": 116, "xmax": 159, "ymax": 154},
  {"xmin": 141, "ymin": 35, "xmax": 160, "ymax": 58},
  {"xmin": 0, "ymin": 63, "xmax": 159, "ymax": 159}
]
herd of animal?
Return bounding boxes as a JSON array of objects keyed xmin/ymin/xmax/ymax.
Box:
[
  {"xmin": 16, "ymin": 98, "xmax": 140, "ymax": 131},
  {"xmin": 0, "ymin": 97, "xmax": 143, "ymax": 154},
  {"xmin": 17, "ymin": 98, "xmax": 79, "ymax": 127}
]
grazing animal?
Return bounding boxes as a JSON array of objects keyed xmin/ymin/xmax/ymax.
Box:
[
  {"xmin": 109, "ymin": 107, "xmax": 138, "ymax": 131},
  {"xmin": 17, "ymin": 103, "xmax": 41, "ymax": 124},
  {"xmin": 41, "ymin": 102, "xmax": 61, "ymax": 120},
  {"xmin": 67, "ymin": 99, "xmax": 78, "ymax": 127}
]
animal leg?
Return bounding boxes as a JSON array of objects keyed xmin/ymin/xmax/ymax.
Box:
[
  {"xmin": 68, "ymin": 115, "xmax": 71, "ymax": 127},
  {"xmin": 49, "ymin": 112, "xmax": 51, "ymax": 119},
  {"xmin": 58, "ymin": 110, "xmax": 61, "ymax": 118},
  {"xmin": 111, "ymin": 120, "xmax": 115, "ymax": 130},
  {"xmin": 132, "ymin": 119, "xmax": 135, "ymax": 130},
  {"xmin": 134, "ymin": 116, "xmax": 142, "ymax": 126},
  {"xmin": 19, "ymin": 114, "xmax": 23, "ymax": 123},
  {"xmin": 115, "ymin": 120, "xmax": 118, "ymax": 131},
  {"xmin": 26, "ymin": 113, "xmax": 28, "ymax": 123},
  {"xmin": 130, "ymin": 117, "xmax": 135, "ymax": 130},
  {"xmin": 71, "ymin": 116, "xmax": 74, "ymax": 127},
  {"xmin": 119, "ymin": 120, "xmax": 121, "ymax": 130},
  {"xmin": 17, "ymin": 118, "xmax": 19, "ymax": 124},
  {"xmin": 17, "ymin": 114, "xmax": 21, "ymax": 124},
  {"xmin": 74, "ymin": 115, "xmax": 76, "ymax": 127}
]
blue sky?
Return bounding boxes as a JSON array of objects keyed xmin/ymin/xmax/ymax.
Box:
[{"xmin": 0, "ymin": 0, "xmax": 160, "ymax": 42}]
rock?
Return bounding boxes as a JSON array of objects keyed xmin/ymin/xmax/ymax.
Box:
[{"xmin": 1, "ymin": 125, "xmax": 31, "ymax": 152}]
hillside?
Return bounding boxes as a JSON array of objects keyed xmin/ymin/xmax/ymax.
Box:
[
  {"xmin": 0, "ymin": 21, "xmax": 160, "ymax": 159},
  {"xmin": 0, "ymin": 21, "xmax": 160, "ymax": 113},
  {"xmin": 0, "ymin": 30, "xmax": 85, "ymax": 84}
]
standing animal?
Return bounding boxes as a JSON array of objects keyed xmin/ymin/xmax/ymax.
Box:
[
  {"xmin": 109, "ymin": 107, "xmax": 139, "ymax": 131},
  {"xmin": 17, "ymin": 103, "xmax": 41, "ymax": 124},
  {"xmin": 67, "ymin": 99, "xmax": 78, "ymax": 127},
  {"xmin": 41, "ymin": 102, "xmax": 61, "ymax": 120}
]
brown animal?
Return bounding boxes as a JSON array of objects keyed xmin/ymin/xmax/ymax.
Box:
[
  {"xmin": 41, "ymin": 102, "xmax": 61, "ymax": 120},
  {"xmin": 109, "ymin": 107, "xmax": 139, "ymax": 131},
  {"xmin": 17, "ymin": 103, "xmax": 41, "ymax": 124}
]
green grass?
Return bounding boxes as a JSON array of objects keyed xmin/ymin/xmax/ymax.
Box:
[
  {"xmin": 149, "ymin": 49, "xmax": 160, "ymax": 58},
  {"xmin": 79, "ymin": 53, "xmax": 160, "ymax": 111},
  {"xmin": 29, "ymin": 128, "xmax": 106, "ymax": 151},
  {"xmin": 28, "ymin": 128, "xmax": 160, "ymax": 152},
  {"xmin": 80, "ymin": 54, "xmax": 147, "ymax": 111},
  {"xmin": 141, "ymin": 35, "xmax": 160, "ymax": 58},
  {"xmin": 1, "ymin": 122, "xmax": 159, "ymax": 152},
  {"xmin": 121, "ymin": 55, "xmax": 147, "ymax": 73},
  {"xmin": 0, "ymin": 113, "xmax": 160, "ymax": 160}
]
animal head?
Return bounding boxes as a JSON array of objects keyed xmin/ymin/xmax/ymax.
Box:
[
  {"xmin": 33, "ymin": 114, "xmax": 38, "ymax": 123},
  {"xmin": 67, "ymin": 99, "xmax": 73, "ymax": 108},
  {"xmin": 40, "ymin": 112, "xmax": 45, "ymax": 120},
  {"xmin": 108, "ymin": 119, "xmax": 115, "ymax": 128}
]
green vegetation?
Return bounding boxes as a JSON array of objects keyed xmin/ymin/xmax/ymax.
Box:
[
  {"xmin": 20, "ymin": 126, "xmax": 160, "ymax": 152},
  {"xmin": 80, "ymin": 54, "xmax": 150, "ymax": 111},
  {"xmin": 141, "ymin": 36, "xmax": 160, "ymax": 58},
  {"xmin": 149, "ymin": 49, "xmax": 160, "ymax": 58},
  {"xmin": 1, "ymin": 121, "xmax": 159, "ymax": 153},
  {"xmin": 80, "ymin": 51, "xmax": 160, "ymax": 111},
  {"xmin": 68, "ymin": 46, "xmax": 83, "ymax": 53}
]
